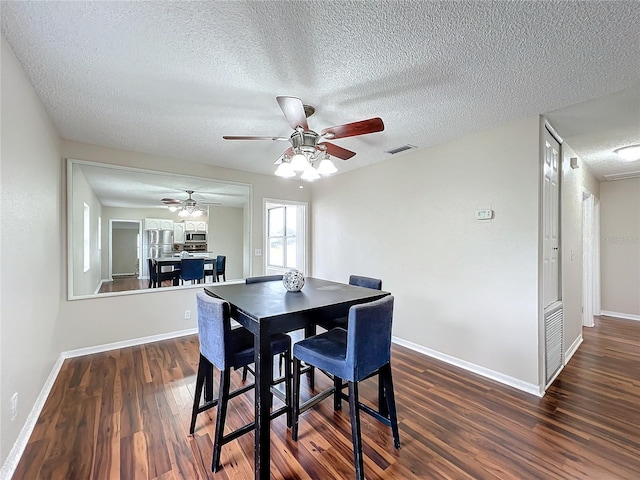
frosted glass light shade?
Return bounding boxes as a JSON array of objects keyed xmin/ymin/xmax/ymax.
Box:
[
  {"xmin": 275, "ymin": 162, "xmax": 296, "ymax": 177},
  {"xmin": 300, "ymin": 166, "xmax": 320, "ymax": 181},
  {"xmin": 317, "ymin": 158, "xmax": 337, "ymax": 175},
  {"xmin": 290, "ymin": 153, "xmax": 309, "ymax": 172}
]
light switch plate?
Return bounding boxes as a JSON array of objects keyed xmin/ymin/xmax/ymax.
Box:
[{"xmin": 255, "ymin": 249, "xmax": 262, "ymax": 256}]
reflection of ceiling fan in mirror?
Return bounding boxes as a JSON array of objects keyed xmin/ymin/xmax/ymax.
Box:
[
  {"xmin": 161, "ymin": 190, "xmax": 221, "ymax": 217},
  {"xmin": 223, "ymin": 96, "xmax": 384, "ymax": 180}
]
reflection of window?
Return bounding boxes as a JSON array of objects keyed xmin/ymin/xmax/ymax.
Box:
[
  {"xmin": 267, "ymin": 205, "xmax": 298, "ymax": 269},
  {"xmin": 97, "ymin": 216, "xmax": 101, "ymax": 250},
  {"xmin": 83, "ymin": 203, "xmax": 90, "ymax": 272}
]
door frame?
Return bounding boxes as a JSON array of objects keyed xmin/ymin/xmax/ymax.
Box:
[{"xmin": 582, "ymin": 190, "xmax": 600, "ymax": 327}]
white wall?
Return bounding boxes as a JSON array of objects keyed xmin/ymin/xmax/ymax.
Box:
[
  {"xmin": 559, "ymin": 145, "xmax": 600, "ymax": 355},
  {"xmin": 208, "ymin": 206, "xmax": 244, "ymax": 280},
  {"xmin": 600, "ymin": 178, "xmax": 640, "ymax": 318},
  {"xmin": 311, "ymin": 116, "xmax": 542, "ymax": 386},
  {"xmin": 1, "ymin": 34, "xmax": 62, "ymax": 468}
]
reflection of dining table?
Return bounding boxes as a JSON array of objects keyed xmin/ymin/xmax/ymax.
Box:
[
  {"xmin": 152, "ymin": 256, "xmax": 215, "ymax": 287},
  {"xmin": 204, "ymin": 277, "xmax": 390, "ymax": 480}
]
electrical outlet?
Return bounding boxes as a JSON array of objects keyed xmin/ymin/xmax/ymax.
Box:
[
  {"xmin": 184, "ymin": 310, "xmax": 191, "ymax": 320},
  {"xmin": 10, "ymin": 393, "xmax": 18, "ymax": 421}
]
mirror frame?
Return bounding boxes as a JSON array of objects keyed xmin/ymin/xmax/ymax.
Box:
[{"xmin": 66, "ymin": 158, "xmax": 253, "ymax": 300}]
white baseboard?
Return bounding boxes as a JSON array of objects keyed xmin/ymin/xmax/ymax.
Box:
[
  {"xmin": 0, "ymin": 327, "xmax": 198, "ymax": 480},
  {"xmin": 600, "ymin": 310, "xmax": 640, "ymax": 322},
  {"xmin": 564, "ymin": 335, "xmax": 583, "ymax": 365},
  {"xmin": 62, "ymin": 327, "xmax": 197, "ymax": 359},
  {"xmin": 0, "ymin": 355, "xmax": 64, "ymax": 480},
  {"xmin": 392, "ymin": 336, "xmax": 543, "ymax": 397}
]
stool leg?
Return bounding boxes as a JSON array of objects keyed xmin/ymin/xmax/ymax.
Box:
[
  {"xmin": 378, "ymin": 370, "xmax": 389, "ymax": 418},
  {"xmin": 212, "ymin": 368, "xmax": 230, "ymax": 472},
  {"xmin": 291, "ymin": 357, "xmax": 301, "ymax": 441},
  {"xmin": 284, "ymin": 349, "xmax": 292, "ymax": 428},
  {"xmin": 189, "ymin": 357, "xmax": 207, "ymax": 434},
  {"xmin": 333, "ymin": 376, "xmax": 342, "ymax": 411},
  {"xmin": 380, "ymin": 363, "xmax": 400, "ymax": 449},
  {"xmin": 348, "ymin": 381, "xmax": 365, "ymax": 480}
]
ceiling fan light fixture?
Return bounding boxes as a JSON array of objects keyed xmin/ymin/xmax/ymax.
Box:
[
  {"xmin": 178, "ymin": 208, "xmax": 190, "ymax": 217},
  {"xmin": 290, "ymin": 152, "xmax": 309, "ymax": 172},
  {"xmin": 168, "ymin": 205, "xmax": 179, "ymax": 212},
  {"xmin": 317, "ymin": 157, "xmax": 337, "ymax": 175},
  {"xmin": 275, "ymin": 161, "xmax": 296, "ymax": 178},
  {"xmin": 614, "ymin": 144, "xmax": 640, "ymax": 162}
]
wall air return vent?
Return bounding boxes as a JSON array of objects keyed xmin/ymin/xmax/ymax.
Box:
[
  {"xmin": 603, "ymin": 171, "xmax": 640, "ymax": 181},
  {"xmin": 385, "ymin": 144, "xmax": 417, "ymax": 155}
]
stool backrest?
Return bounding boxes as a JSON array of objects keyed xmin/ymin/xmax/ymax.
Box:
[
  {"xmin": 181, "ymin": 258, "xmax": 205, "ymax": 282},
  {"xmin": 196, "ymin": 292, "xmax": 231, "ymax": 370},
  {"xmin": 349, "ymin": 275, "xmax": 382, "ymax": 290},
  {"xmin": 216, "ymin": 255, "xmax": 226, "ymax": 273},
  {"xmin": 346, "ymin": 295, "xmax": 394, "ymax": 381}
]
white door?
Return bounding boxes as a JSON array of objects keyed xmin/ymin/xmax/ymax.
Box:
[
  {"xmin": 543, "ymin": 128, "xmax": 561, "ymax": 308},
  {"xmin": 264, "ymin": 200, "xmax": 308, "ymax": 275}
]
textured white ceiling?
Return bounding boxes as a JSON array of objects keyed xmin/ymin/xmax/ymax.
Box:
[{"xmin": 2, "ymin": 0, "xmax": 639, "ymax": 183}]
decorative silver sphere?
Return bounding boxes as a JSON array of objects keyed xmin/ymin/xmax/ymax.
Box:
[{"xmin": 282, "ymin": 269, "xmax": 305, "ymax": 292}]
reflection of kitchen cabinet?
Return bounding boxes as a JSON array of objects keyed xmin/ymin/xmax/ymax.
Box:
[
  {"xmin": 144, "ymin": 218, "xmax": 160, "ymax": 230},
  {"xmin": 174, "ymin": 222, "xmax": 185, "ymax": 243},
  {"xmin": 160, "ymin": 219, "xmax": 174, "ymax": 230},
  {"xmin": 184, "ymin": 221, "xmax": 207, "ymax": 232},
  {"xmin": 144, "ymin": 218, "xmax": 174, "ymax": 230}
]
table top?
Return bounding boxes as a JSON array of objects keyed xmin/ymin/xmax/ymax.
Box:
[
  {"xmin": 204, "ymin": 277, "xmax": 389, "ymax": 322},
  {"xmin": 154, "ymin": 256, "xmax": 214, "ymax": 264}
]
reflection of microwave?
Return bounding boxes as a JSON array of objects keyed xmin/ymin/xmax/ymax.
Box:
[{"xmin": 186, "ymin": 232, "xmax": 207, "ymax": 243}]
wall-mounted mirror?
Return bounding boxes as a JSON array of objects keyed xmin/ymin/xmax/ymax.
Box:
[{"xmin": 67, "ymin": 159, "xmax": 252, "ymax": 299}]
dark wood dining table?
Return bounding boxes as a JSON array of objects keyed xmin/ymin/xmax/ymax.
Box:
[{"xmin": 204, "ymin": 277, "xmax": 390, "ymax": 480}]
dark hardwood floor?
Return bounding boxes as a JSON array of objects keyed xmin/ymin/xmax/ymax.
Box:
[{"xmin": 12, "ymin": 316, "xmax": 640, "ymax": 479}]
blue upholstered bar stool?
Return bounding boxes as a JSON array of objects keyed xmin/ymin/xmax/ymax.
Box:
[
  {"xmin": 215, "ymin": 255, "xmax": 226, "ymax": 282},
  {"xmin": 189, "ymin": 292, "xmax": 292, "ymax": 472},
  {"xmin": 292, "ymin": 295, "xmax": 400, "ymax": 480},
  {"xmin": 315, "ymin": 275, "xmax": 386, "ymax": 413}
]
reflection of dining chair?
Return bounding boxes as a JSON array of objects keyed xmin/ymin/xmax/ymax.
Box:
[
  {"xmin": 292, "ymin": 296, "xmax": 400, "ymax": 480},
  {"xmin": 215, "ymin": 255, "xmax": 226, "ymax": 282},
  {"xmin": 189, "ymin": 292, "xmax": 292, "ymax": 472},
  {"xmin": 147, "ymin": 258, "xmax": 180, "ymax": 288},
  {"xmin": 204, "ymin": 259, "xmax": 216, "ymax": 282},
  {"xmin": 180, "ymin": 258, "xmax": 205, "ymax": 285}
]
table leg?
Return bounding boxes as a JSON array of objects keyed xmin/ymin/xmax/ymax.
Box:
[{"xmin": 253, "ymin": 318, "xmax": 272, "ymax": 480}]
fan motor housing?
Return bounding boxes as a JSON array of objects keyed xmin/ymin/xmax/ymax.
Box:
[{"xmin": 291, "ymin": 130, "xmax": 319, "ymax": 152}]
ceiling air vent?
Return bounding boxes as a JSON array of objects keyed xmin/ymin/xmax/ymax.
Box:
[
  {"xmin": 385, "ymin": 144, "xmax": 417, "ymax": 155},
  {"xmin": 603, "ymin": 171, "xmax": 640, "ymax": 181}
]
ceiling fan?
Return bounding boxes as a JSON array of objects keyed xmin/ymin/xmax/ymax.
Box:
[
  {"xmin": 223, "ymin": 96, "xmax": 384, "ymax": 179},
  {"xmin": 161, "ymin": 190, "xmax": 220, "ymax": 217}
]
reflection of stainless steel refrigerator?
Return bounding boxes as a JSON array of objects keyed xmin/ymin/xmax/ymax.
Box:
[{"xmin": 143, "ymin": 229, "xmax": 174, "ymax": 277}]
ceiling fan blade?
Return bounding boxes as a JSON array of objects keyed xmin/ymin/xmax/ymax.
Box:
[
  {"xmin": 274, "ymin": 147, "xmax": 295, "ymax": 165},
  {"xmin": 276, "ymin": 96, "xmax": 309, "ymax": 130},
  {"xmin": 223, "ymin": 135, "xmax": 289, "ymax": 141},
  {"xmin": 161, "ymin": 198, "xmax": 183, "ymax": 205},
  {"xmin": 321, "ymin": 117, "xmax": 384, "ymax": 140},
  {"xmin": 320, "ymin": 142, "xmax": 356, "ymax": 160}
]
